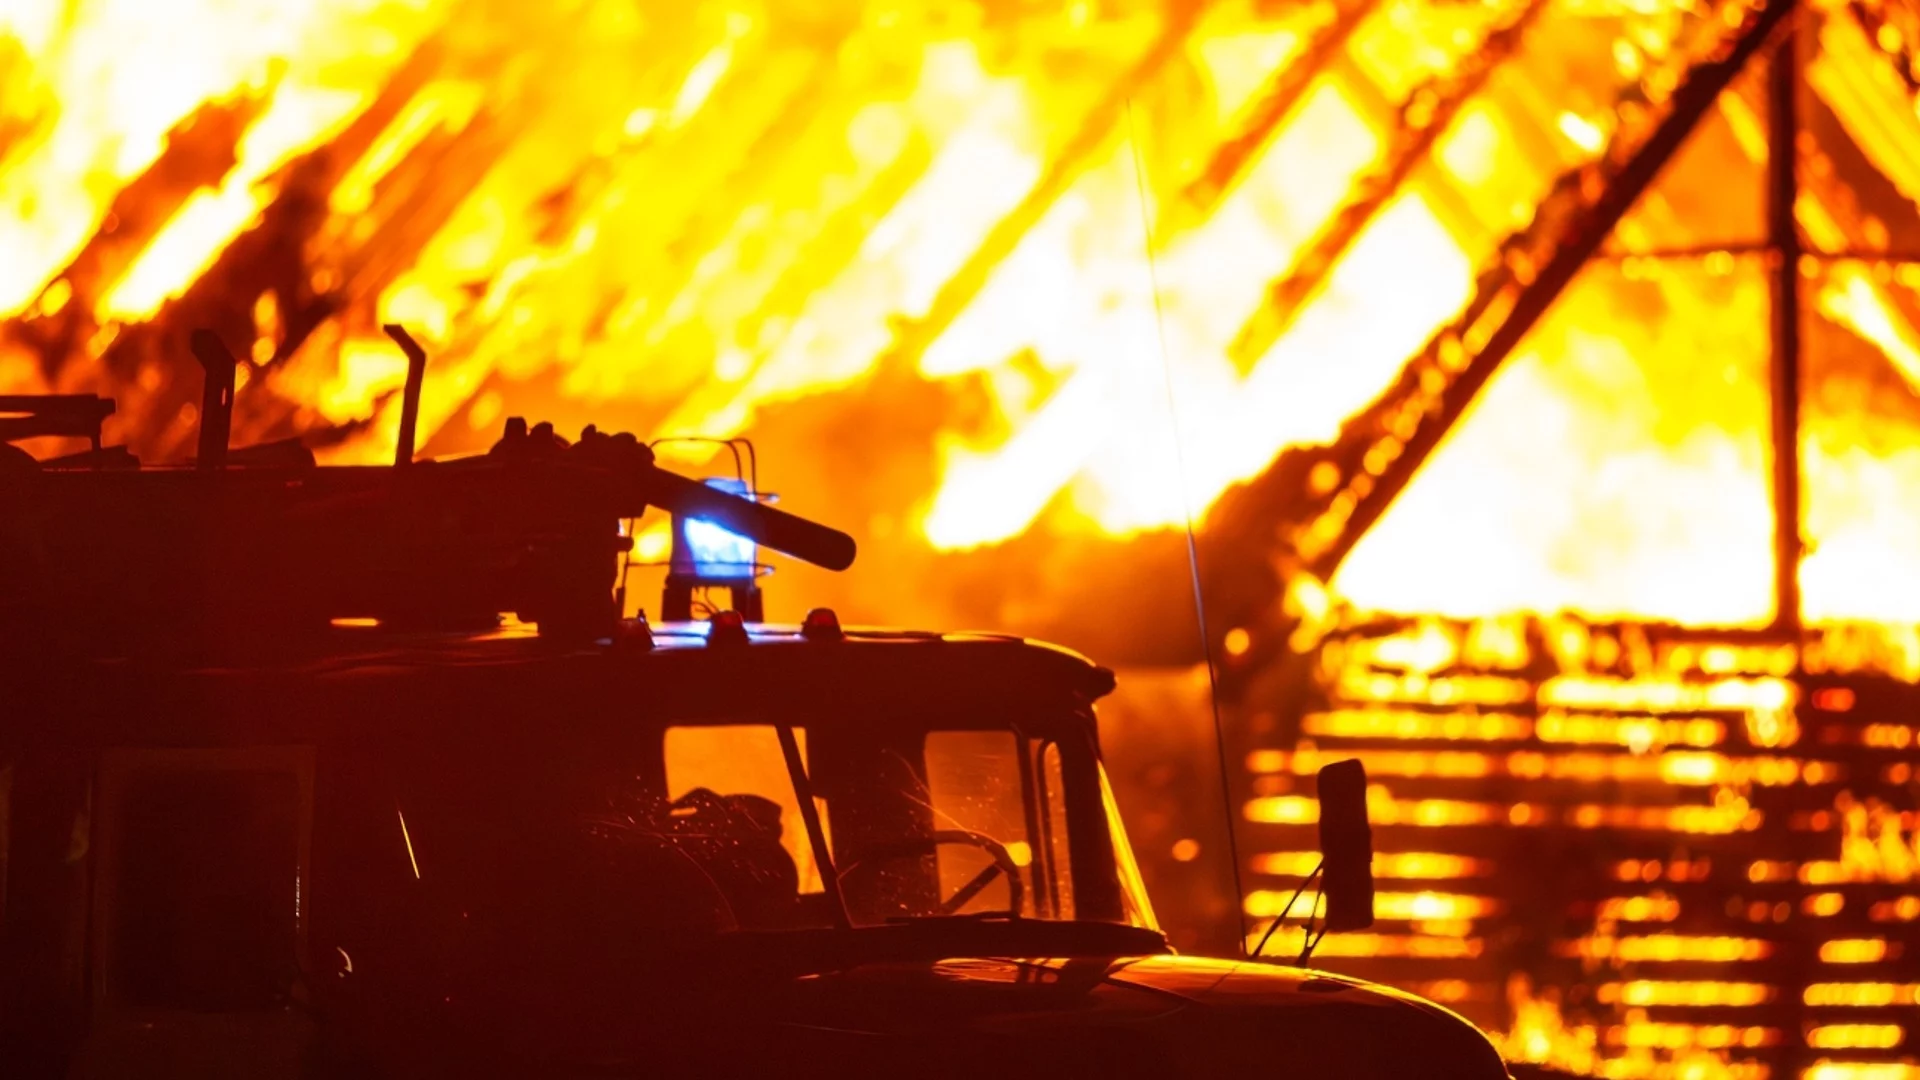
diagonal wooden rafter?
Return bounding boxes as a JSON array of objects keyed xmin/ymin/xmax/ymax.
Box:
[
  {"xmin": 886, "ymin": 0, "xmax": 1379, "ymax": 375},
  {"xmin": 1203, "ymin": 0, "xmax": 1801, "ymax": 675},
  {"xmin": 1298, "ymin": 0, "xmax": 1800, "ymax": 580},
  {"xmin": 1163, "ymin": 0, "xmax": 1376, "ymax": 235},
  {"xmin": 1846, "ymin": 0, "xmax": 1920, "ymax": 102},
  {"xmin": 1227, "ymin": 0, "xmax": 1549, "ymax": 371},
  {"xmin": 881, "ymin": 5, "xmax": 1210, "ymax": 371}
]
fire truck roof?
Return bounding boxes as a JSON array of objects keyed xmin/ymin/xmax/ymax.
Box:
[
  {"xmin": 306, "ymin": 617, "xmax": 1115, "ymax": 702},
  {"xmin": 6, "ymin": 618, "xmax": 1116, "ymax": 747}
]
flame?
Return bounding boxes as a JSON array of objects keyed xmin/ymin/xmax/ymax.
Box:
[
  {"xmin": 1334, "ymin": 7, "xmax": 1920, "ymax": 628},
  {"xmin": 0, "ymin": 0, "xmax": 437, "ymax": 315},
  {"xmin": 1817, "ymin": 940, "xmax": 1894, "ymax": 964},
  {"xmin": 1825, "ymin": 791, "xmax": 1920, "ymax": 884},
  {"xmin": 7, "ymin": 7, "xmax": 1920, "ymax": 1079},
  {"xmin": 1557, "ymin": 936, "xmax": 1773, "ymax": 963},
  {"xmin": 1254, "ymin": 610, "xmax": 1920, "ymax": 1078},
  {"xmin": 1803, "ymin": 983, "xmax": 1920, "ymax": 1007},
  {"xmin": 1499, "ymin": 975, "xmax": 1603, "ymax": 1076},
  {"xmin": 4, "ymin": 0, "xmax": 1920, "ymax": 643},
  {"xmin": 1499, "ymin": 976, "xmax": 1775, "ymax": 1080}
]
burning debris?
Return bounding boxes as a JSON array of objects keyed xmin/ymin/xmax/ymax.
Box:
[
  {"xmin": 6, "ymin": 0, "xmax": 1920, "ymax": 1076},
  {"xmin": 1221, "ymin": 612, "xmax": 1919, "ymax": 1077},
  {"xmin": 0, "ymin": 0, "xmax": 1904, "ymax": 584}
]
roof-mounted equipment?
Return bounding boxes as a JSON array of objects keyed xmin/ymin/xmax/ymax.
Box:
[
  {"xmin": 652, "ymin": 438, "xmax": 777, "ymax": 622},
  {"xmin": 0, "ymin": 328, "xmax": 856, "ymax": 651}
]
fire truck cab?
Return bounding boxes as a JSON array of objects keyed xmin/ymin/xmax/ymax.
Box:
[
  {"xmin": 0, "ymin": 367, "xmax": 1511, "ymax": 1079},
  {"xmin": 0, "ymin": 618, "xmax": 1511, "ymax": 1079}
]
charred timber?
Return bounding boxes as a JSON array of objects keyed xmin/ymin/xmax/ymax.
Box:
[
  {"xmin": 884, "ymin": 5, "xmax": 1206, "ymax": 376},
  {"xmin": 1767, "ymin": 26, "xmax": 1804, "ymax": 636},
  {"xmin": 1168, "ymin": 0, "xmax": 1375, "ymax": 233},
  {"xmin": 0, "ymin": 95, "xmax": 262, "ymax": 382},
  {"xmin": 62, "ymin": 34, "xmax": 461, "ymax": 461},
  {"xmin": 1228, "ymin": 0, "xmax": 1546, "ymax": 370},
  {"xmin": 1201, "ymin": 0, "xmax": 1801, "ymax": 686}
]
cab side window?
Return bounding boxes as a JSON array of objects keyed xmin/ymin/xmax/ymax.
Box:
[
  {"xmin": 97, "ymin": 752, "xmax": 310, "ymax": 1012},
  {"xmin": 0, "ymin": 762, "xmax": 11, "ymax": 930},
  {"xmin": 663, "ymin": 725, "xmax": 827, "ymax": 895},
  {"xmin": 1038, "ymin": 740, "xmax": 1075, "ymax": 920}
]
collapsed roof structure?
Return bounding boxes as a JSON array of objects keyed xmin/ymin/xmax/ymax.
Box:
[{"xmin": 1194, "ymin": 2, "xmax": 1920, "ymax": 1075}]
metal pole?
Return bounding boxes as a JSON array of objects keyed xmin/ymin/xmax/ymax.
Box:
[
  {"xmin": 775, "ymin": 723, "xmax": 851, "ymax": 930},
  {"xmin": 188, "ymin": 330, "xmax": 236, "ymax": 470},
  {"xmin": 1767, "ymin": 21, "xmax": 1803, "ymax": 636},
  {"xmin": 383, "ymin": 324, "xmax": 428, "ymax": 467},
  {"xmin": 1767, "ymin": 25, "xmax": 1812, "ymax": 1074}
]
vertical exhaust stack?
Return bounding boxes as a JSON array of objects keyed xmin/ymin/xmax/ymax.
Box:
[
  {"xmin": 188, "ymin": 330, "xmax": 237, "ymax": 470},
  {"xmin": 383, "ymin": 324, "xmax": 428, "ymax": 467}
]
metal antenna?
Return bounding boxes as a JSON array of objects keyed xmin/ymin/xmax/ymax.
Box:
[
  {"xmin": 1126, "ymin": 99, "xmax": 1250, "ymax": 956},
  {"xmin": 1251, "ymin": 859, "xmax": 1321, "ymax": 960}
]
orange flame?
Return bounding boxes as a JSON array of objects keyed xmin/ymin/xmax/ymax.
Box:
[{"xmin": 2, "ymin": 0, "xmax": 1919, "ymax": 644}]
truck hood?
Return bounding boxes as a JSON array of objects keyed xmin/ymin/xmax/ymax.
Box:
[
  {"xmin": 365, "ymin": 931, "xmax": 1510, "ymax": 1079},
  {"xmin": 757, "ymin": 953, "xmax": 1511, "ymax": 1079}
]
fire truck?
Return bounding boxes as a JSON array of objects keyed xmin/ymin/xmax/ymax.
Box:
[{"xmin": 0, "ymin": 330, "xmax": 1510, "ymax": 1078}]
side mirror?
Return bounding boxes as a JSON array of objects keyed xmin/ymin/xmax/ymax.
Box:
[{"xmin": 1317, "ymin": 759, "xmax": 1374, "ymax": 932}]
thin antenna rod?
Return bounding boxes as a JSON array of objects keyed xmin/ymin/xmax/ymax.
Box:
[
  {"xmin": 1126, "ymin": 100, "xmax": 1249, "ymax": 956},
  {"xmin": 1765, "ymin": 25, "xmax": 1802, "ymax": 635},
  {"xmin": 1251, "ymin": 859, "xmax": 1321, "ymax": 960}
]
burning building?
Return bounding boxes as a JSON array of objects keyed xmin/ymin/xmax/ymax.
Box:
[{"xmin": 3, "ymin": 0, "xmax": 1920, "ymax": 1076}]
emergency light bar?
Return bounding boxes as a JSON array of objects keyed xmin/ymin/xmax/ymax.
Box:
[
  {"xmin": 672, "ymin": 478, "xmax": 760, "ymax": 582},
  {"xmin": 660, "ymin": 465, "xmax": 775, "ymax": 623}
]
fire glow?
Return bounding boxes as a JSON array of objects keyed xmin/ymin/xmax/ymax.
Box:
[
  {"xmin": 0, "ymin": 0, "xmax": 1915, "ymax": 631},
  {"xmin": 7, "ymin": 2, "xmax": 1920, "ymax": 1078}
]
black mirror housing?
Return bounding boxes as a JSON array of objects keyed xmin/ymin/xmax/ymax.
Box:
[{"xmin": 1317, "ymin": 759, "xmax": 1374, "ymax": 932}]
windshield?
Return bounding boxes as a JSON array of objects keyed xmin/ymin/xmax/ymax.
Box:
[
  {"xmin": 377, "ymin": 713, "xmax": 1138, "ymax": 937},
  {"xmin": 657, "ymin": 724, "xmax": 1073, "ymax": 926}
]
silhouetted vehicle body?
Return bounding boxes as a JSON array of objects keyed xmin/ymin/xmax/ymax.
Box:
[
  {"xmin": 1, "ymin": 623, "xmax": 1508, "ymax": 1079},
  {"xmin": 1, "ymin": 382, "xmax": 1508, "ymax": 1078}
]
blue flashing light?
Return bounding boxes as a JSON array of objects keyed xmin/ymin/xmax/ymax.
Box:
[{"xmin": 675, "ymin": 477, "xmax": 758, "ymax": 581}]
